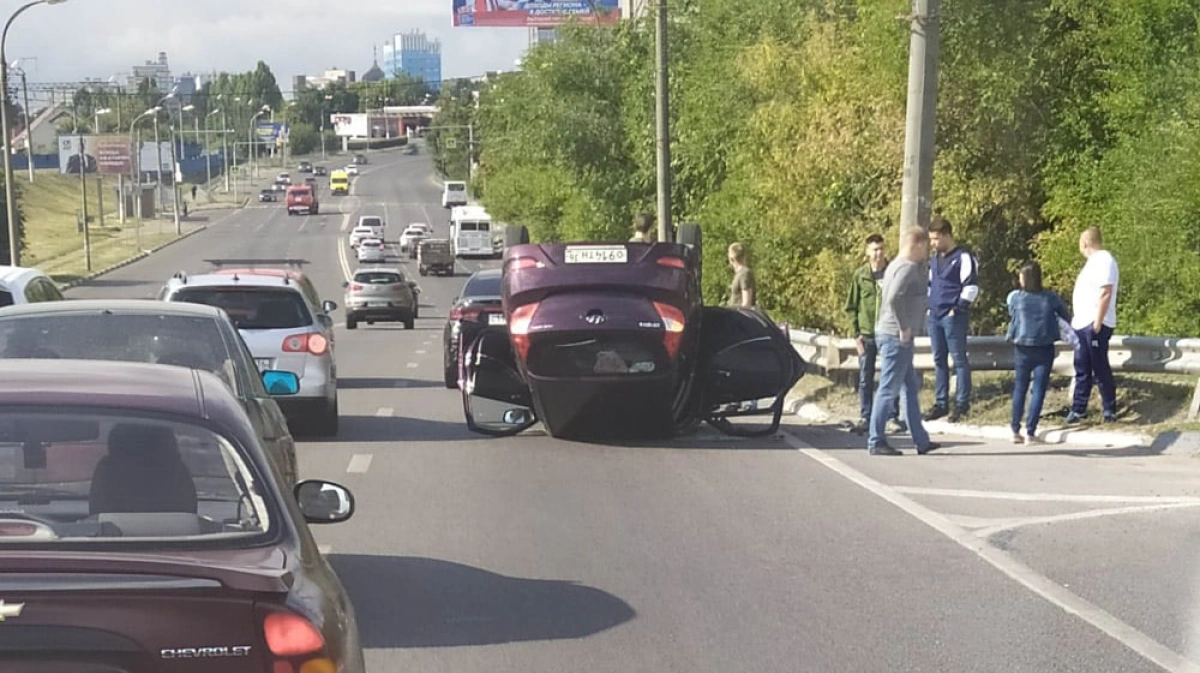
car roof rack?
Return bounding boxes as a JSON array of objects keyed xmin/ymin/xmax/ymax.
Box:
[{"xmin": 171, "ymin": 270, "xmax": 188, "ymax": 284}]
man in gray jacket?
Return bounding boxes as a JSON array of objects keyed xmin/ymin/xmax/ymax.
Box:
[{"xmin": 868, "ymin": 228, "xmax": 940, "ymax": 456}]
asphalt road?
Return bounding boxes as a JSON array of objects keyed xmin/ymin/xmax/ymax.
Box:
[{"xmin": 65, "ymin": 144, "xmax": 1200, "ymax": 673}]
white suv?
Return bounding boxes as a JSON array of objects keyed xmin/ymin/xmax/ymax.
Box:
[{"xmin": 159, "ymin": 268, "xmax": 340, "ymax": 436}]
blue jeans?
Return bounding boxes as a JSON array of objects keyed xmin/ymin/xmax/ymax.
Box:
[
  {"xmin": 928, "ymin": 310, "xmax": 972, "ymax": 411},
  {"xmin": 869, "ymin": 335, "xmax": 932, "ymax": 451},
  {"xmin": 1072, "ymin": 324, "xmax": 1117, "ymax": 415},
  {"xmin": 858, "ymin": 337, "xmax": 900, "ymax": 422},
  {"xmin": 1012, "ymin": 344, "xmax": 1055, "ymax": 436}
]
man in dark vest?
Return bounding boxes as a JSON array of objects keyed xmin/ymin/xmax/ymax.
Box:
[{"xmin": 924, "ymin": 217, "xmax": 979, "ymax": 423}]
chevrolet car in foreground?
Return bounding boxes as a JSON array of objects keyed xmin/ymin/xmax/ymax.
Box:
[
  {"xmin": 0, "ymin": 359, "xmax": 364, "ymax": 671},
  {"xmin": 461, "ymin": 225, "xmax": 804, "ymax": 440}
]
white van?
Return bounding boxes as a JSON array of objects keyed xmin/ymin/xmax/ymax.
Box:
[
  {"xmin": 442, "ymin": 181, "xmax": 468, "ymax": 209},
  {"xmin": 449, "ymin": 206, "xmax": 494, "ymax": 258},
  {"xmin": 0, "ymin": 265, "xmax": 64, "ymax": 307}
]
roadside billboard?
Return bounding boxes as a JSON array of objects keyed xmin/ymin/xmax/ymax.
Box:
[
  {"xmin": 330, "ymin": 113, "xmax": 369, "ymax": 138},
  {"xmin": 451, "ymin": 0, "xmax": 620, "ymax": 27},
  {"xmin": 58, "ymin": 135, "xmax": 135, "ymax": 175},
  {"xmin": 255, "ymin": 122, "xmax": 289, "ymax": 146},
  {"xmin": 136, "ymin": 141, "xmax": 173, "ymax": 175}
]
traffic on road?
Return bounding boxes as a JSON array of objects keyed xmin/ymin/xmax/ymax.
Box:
[{"xmin": 0, "ymin": 146, "xmax": 1195, "ymax": 673}]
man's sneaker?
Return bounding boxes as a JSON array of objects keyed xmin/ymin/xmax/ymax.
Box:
[
  {"xmin": 917, "ymin": 442, "xmax": 942, "ymax": 455},
  {"xmin": 851, "ymin": 419, "xmax": 869, "ymax": 434},
  {"xmin": 948, "ymin": 407, "xmax": 969, "ymax": 423},
  {"xmin": 1012, "ymin": 433, "xmax": 1024, "ymax": 445},
  {"xmin": 1103, "ymin": 412, "xmax": 1117, "ymax": 423},
  {"xmin": 1065, "ymin": 410, "xmax": 1084, "ymax": 424},
  {"xmin": 923, "ymin": 407, "xmax": 948, "ymax": 421},
  {"xmin": 1024, "ymin": 434, "xmax": 1043, "ymax": 445},
  {"xmin": 887, "ymin": 418, "xmax": 908, "ymax": 434},
  {"xmin": 868, "ymin": 445, "xmax": 902, "ymax": 456}
]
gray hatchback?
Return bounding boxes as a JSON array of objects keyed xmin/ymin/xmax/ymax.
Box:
[{"xmin": 343, "ymin": 267, "xmax": 419, "ymax": 330}]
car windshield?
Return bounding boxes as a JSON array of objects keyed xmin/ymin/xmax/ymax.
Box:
[
  {"xmin": 361, "ymin": 240, "xmax": 382, "ymax": 248},
  {"xmin": 463, "ymin": 273, "xmax": 502, "ymax": 298},
  {"xmin": 0, "ymin": 314, "xmax": 239, "ymax": 392},
  {"xmin": 0, "ymin": 290, "xmax": 12, "ymax": 307},
  {"xmin": 354, "ymin": 271, "xmax": 402, "ymax": 285},
  {"xmin": 0, "ymin": 410, "xmax": 271, "ymax": 544},
  {"xmin": 361, "ymin": 218, "xmax": 382, "ymax": 227},
  {"xmin": 447, "ymin": 183, "xmax": 466, "ymax": 192},
  {"xmin": 173, "ymin": 288, "xmax": 313, "ymax": 330}
]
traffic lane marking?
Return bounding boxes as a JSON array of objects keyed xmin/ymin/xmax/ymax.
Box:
[
  {"xmin": 785, "ymin": 432, "xmax": 1200, "ymax": 673},
  {"xmin": 346, "ymin": 454, "xmax": 373, "ymax": 474}
]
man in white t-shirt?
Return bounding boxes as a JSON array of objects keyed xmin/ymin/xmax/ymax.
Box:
[{"xmin": 1068, "ymin": 226, "xmax": 1119, "ymax": 424}]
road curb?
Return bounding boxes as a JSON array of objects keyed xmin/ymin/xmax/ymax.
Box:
[
  {"xmin": 784, "ymin": 395, "xmax": 1196, "ymax": 453},
  {"xmin": 55, "ymin": 225, "xmax": 208, "ymax": 291}
]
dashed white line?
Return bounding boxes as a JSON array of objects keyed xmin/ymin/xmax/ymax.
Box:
[
  {"xmin": 415, "ymin": 349, "xmax": 426, "ymax": 355},
  {"xmin": 895, "ymin": 486, "xmax": 1200, "ymax": 504},
  {"xmin": 345, "ymin": 454, "xmax": 373, "ymax": 474},
  {"xmin": 406, "ymin": 362, "xmax": 418, "ymax": 368},
  {"xmin": 971, "ymin": 502, "xmax": 1200, "ymax": 539},
  {"xmin": 317, "ymin": 544, "xmax": 332, "ymax": 555},
  {"xmin": 375, "ymin": 407, "xmax": 394, "ymax": 417},
  {"xmin": 784, "ymin": 432, "xmax": 1200, "ymax": 673}
]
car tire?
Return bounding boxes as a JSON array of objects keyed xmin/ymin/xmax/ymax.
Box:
[
  {"xmin": 419, "ymin": 267, "xmax": 427, "ymax": 276},
  {"xmin": 405, "ymin": 316, "xmax": 415, "ymax": 330},
  {"xmin": 505, "ymin": 224, "xmax": 530, "ymax": 248},
  {"xmin": 313, "ymin": 400, "xmax": 339, "ymax": 437},
  {"xmin": 346, "ymin": 318, "xmax": 358, "ymax": 330},
  {"xmin": 444, "ymin": 362, "xmax": 458, "ymax": 389}
]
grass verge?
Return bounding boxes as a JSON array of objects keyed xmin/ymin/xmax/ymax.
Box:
[{"xmin": 792, "ymin": 369, "xmax": 1200, "ymax": 435}]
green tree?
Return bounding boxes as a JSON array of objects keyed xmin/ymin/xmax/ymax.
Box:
[{"xmin": 0, "ymin": 173, "xmax": 24, "ymax": 266}]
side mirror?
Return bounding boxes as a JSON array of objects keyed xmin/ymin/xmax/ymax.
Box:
[
  {"xmin": 262, "ymin": 370, "xmax": 300, "ymax": 396},
  {"xmin": 341, "ymin": 280, "xmax": 349, "ymax": 289},
  {"xmin": 294, "ymin": 480, "xmax": 355, "ymax": 524},
  {"xmin": 322, "ymin": 300, "xmax": 338, "ymax": 312}
]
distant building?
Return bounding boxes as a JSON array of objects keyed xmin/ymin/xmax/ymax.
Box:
[
  {"xmin": 382, "ymin": 30, "xmax": 442, "ymax": 92},
  {"xmin": 361, "ymin": 48, "xmax": 386, "ymax": 83},
  {"xmin": 10, "ymin": 102, "xmax": 71, "ymax": 156},
  {"xmin": 297, "ymin": 68, "xmax": 357, "ymax": 90},
  {"xmin": 127, "ymin": 52, "xmax": 173, "ymax": 91}
]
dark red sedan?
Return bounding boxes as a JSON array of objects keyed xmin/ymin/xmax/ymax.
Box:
[{"xmin": 0, "ymin": 359, "xmax": 364, "ymax": 672}]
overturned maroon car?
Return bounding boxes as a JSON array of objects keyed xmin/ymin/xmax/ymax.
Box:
[{"xmin": 461, "ymin": 224, "xmax": 804, "ymax": 440}]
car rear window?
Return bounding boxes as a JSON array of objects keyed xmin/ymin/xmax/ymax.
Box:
[
  {"xmin": 0, "ymin": 314, "xmax": 238, "ymax": 392},
  {"xmin": 361, "ymin": 217, "xmax": 382, "ymax": 227},
  {"xmin": 0, "ymin": 411, "xmax": 272, "ymax": 544},
  {"xmin": 173, "ymin": 288, "xmax": 313, "ymax": 330},
  {"xmin": 463, "ymin": 273, "xmax": 502, "ymax": 298},
  {"xmin": 447, "ymin": 183, "xmax": 466, "ymax": 192},
  {"xmin": 361, "ymin": 240, "xmax": 382, "ymax": 248},
  {"xmin": 0, "ymin": 290, "xmax": 12, "ymax": 308},
  {"xmin": 354, "ymin": 271, "xmax": 403, "ymax": 285}
]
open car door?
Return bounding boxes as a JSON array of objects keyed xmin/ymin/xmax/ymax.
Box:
[
  {"xmin": 461, "ymin": 327, "xmax": 538, "ymax": 436},
  {"xmin": 696, "ymin": 307, "xmax": 805, "ymax": 437}
]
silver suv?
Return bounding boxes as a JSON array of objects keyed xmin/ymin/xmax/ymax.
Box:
[
  {"xmin": 159, "ymin": 268, "xmax": 340, "ymax": 436},
  {"xmin": 343, "ymin": 267, "xmax": 419, "ymax": 330}
]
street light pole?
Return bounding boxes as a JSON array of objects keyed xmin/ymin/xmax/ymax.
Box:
[
  {"xmin": 1, "ymin": 0, "xmax": 71, "ymax": 266},
  {"xmin": 129, "ymin": 106, "xmax": 158, "ymax": 249},
  {"xmin": 153, "ymin": 115, "xmax": 164, "ymax": 217},
  {"xmin": 898, "ymin": 0, "xmax": 941, "ymax": 233},
  {"xmin": 205, "ymin": 108, "xmax": 218, "ymax": 187},
  {"xmin": 18, "ymin": 65, "xmax": 31, "ymax": 183},
  {"xmin": 653, "ymin": 0, "xmax": 672, "ymax": 243},
  {"xmin": 221, "ymin": 108, "xmax": 230, "ymax": 193}
]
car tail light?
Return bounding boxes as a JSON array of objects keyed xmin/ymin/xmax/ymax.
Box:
[
  {"xmin": 282, "ymin": 333, "xmax": 329, "ymax": 355},
  {"xmin": 449, "ymin": 306, "xmax": 482, "ymax": 321},
  {"xmin": 508, "ymin": 302, "xmax": 540, "ymax": 361},
  {"xmin": 262, "ymin": 612, "xmax": 334, "ymax": 673},
  {"xmin": 509, "ymin": 257, "xmax": 541, "ymax": 270},
  {"xmin": 653, "ymin": 302, "xmax": 686, "ymax": 359},
  {"xmin": 350, "ymin": 284, "xmax": 363, "ymax": 291},
  {"xmin": 656, "ymin": 256, "xmax": 685, "ymax": 269}
]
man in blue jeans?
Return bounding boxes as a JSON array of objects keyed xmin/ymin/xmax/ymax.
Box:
[
  {"xmin": 924, "ymin": 217, "xmax": 979, "ymax": 423},
  {"xmin": 868, "ymin": 228, "xmax": 940, "ymax": 456},
  {"xmin": 844, "ymin": 234, "xmax": 903, "ymax": 434},
  {"xmin": 1068, "ymin": 226, "xmax": 1119, "ymax": 423}
]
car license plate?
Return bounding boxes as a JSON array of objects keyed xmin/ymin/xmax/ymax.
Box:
[
  {"xmin": 565, "ymin": 245, "xmax": 627, "ymax": 264},
  {"xmin": 254, "ymin": 358, "xmax": 272, "ymax": 372},
  {"xmin": 488, "ymin": 313, "xmax": 506, "ymax": 326},
  {"xmin": 369, "ymin": 301, "xmax": 389, "ymax": 307}
]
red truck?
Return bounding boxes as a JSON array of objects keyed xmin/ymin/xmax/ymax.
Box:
[{"xmin": 285, "ymin": 185, "xmax": 319, "ymax": 215}]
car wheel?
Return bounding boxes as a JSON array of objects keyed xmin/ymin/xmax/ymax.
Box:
[
  {"xmin": 346, "ymin": 318, "xmax": 358, "ymax": 330},
  {"xmin": 366, "ymin": 320, "xmax": 375, "ymax": 325},
  {"xmin": 444, "ymin": 361, "xmax": 458, "ymax": 389},
  {"xmin": 505, "ymin": 224, "xmax": 530, "ymax": 248},
  {"xmin": 405, "ymin": 316, "xmax": 415, "ymax": 330},
  {"xmin": 313, "ymin": 400, "xmax": 339, "ymax": 437}
]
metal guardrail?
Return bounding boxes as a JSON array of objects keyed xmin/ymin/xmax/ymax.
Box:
[{"xmin": 788, "ymin": 329, "xmax": 1200, "ymax": 421}]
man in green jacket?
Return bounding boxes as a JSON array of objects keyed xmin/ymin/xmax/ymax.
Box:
[{"xmin": 845, "ymin": 234, "xmax": 903, "ymax": 434}]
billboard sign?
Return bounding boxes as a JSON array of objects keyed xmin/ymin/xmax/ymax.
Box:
[
  {"xmin": 136, "ymin": 141, "xmax": 173, "ymax": 175},
  {"xmin": 452, "ymin": 0, "xmax": 620, "ymax": 27},
  {"xmin": 330, "ymin": 113, "xmax": 368, "ymax": 138},
  {"xmin": 92, "ymin": 135, "xmax": 133, "ymax": 174},
  {"xmin": 255, "ymin": 122, "xmax": 289, "ymax": 146}
]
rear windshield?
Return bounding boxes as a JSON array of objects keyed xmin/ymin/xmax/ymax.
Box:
[
  {"xmin": 0, "ymin": 314, "xmax": 238, "ymax": 391},
  {"xmin": 361, "ymin": 239, "xmax": 382, "ymax": 247},
  {"xmin": 0, "ymin": 411, "xmax": 272, "ymax": 544},
  {"xmin": 463, "ymin": 273, "xmax": 502, "ymax": 298},
  {"xmin": 289, "ymin": 188, "xmax": 311, "ymax": 197},
  {"xmin": 360, "ymin": 217, "xmax": 382, "ymax": 227},
  {"xmin": 173, "ymin": 288, "xmax": 313, "ymax": 330},
  {"xmin": 446, "ymin": 183, "xmax": 466, "ymax": 192},
  {"xmin": 354, "ymin": 271, "xmax": 403, "ymax": 285},
  {"xmin": 0, "ymin": 290, "xmax": 12, "ymax": 308}
]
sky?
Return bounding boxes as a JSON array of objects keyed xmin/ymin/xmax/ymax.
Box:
[{"xmin": 3, "ymin": 0, "xmax": 530, "ymax": 92}]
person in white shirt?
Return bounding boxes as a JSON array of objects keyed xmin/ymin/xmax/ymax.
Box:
[{"xmin": 1068, "ymin": 226, "xmax": 1119, "ymax": 424}]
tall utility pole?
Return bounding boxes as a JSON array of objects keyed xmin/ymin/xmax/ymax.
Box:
[
  {"xmin": 221, "ymin": 106, "xmax": 230, "ymax": 193},
  {"xmin": 898, "ymin": 0, "xmax": 941, "ymax": 233},
  {"xmin": 78, "ymin": 136, "xmax": 90, "ymax": 271},
  {"xmin": 16, "ymin": 62, "xmax": 32, "ymax": 182},
  {"xmin": 653, "ymin": 0, "xmax": 672, "ymax": 243}
]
